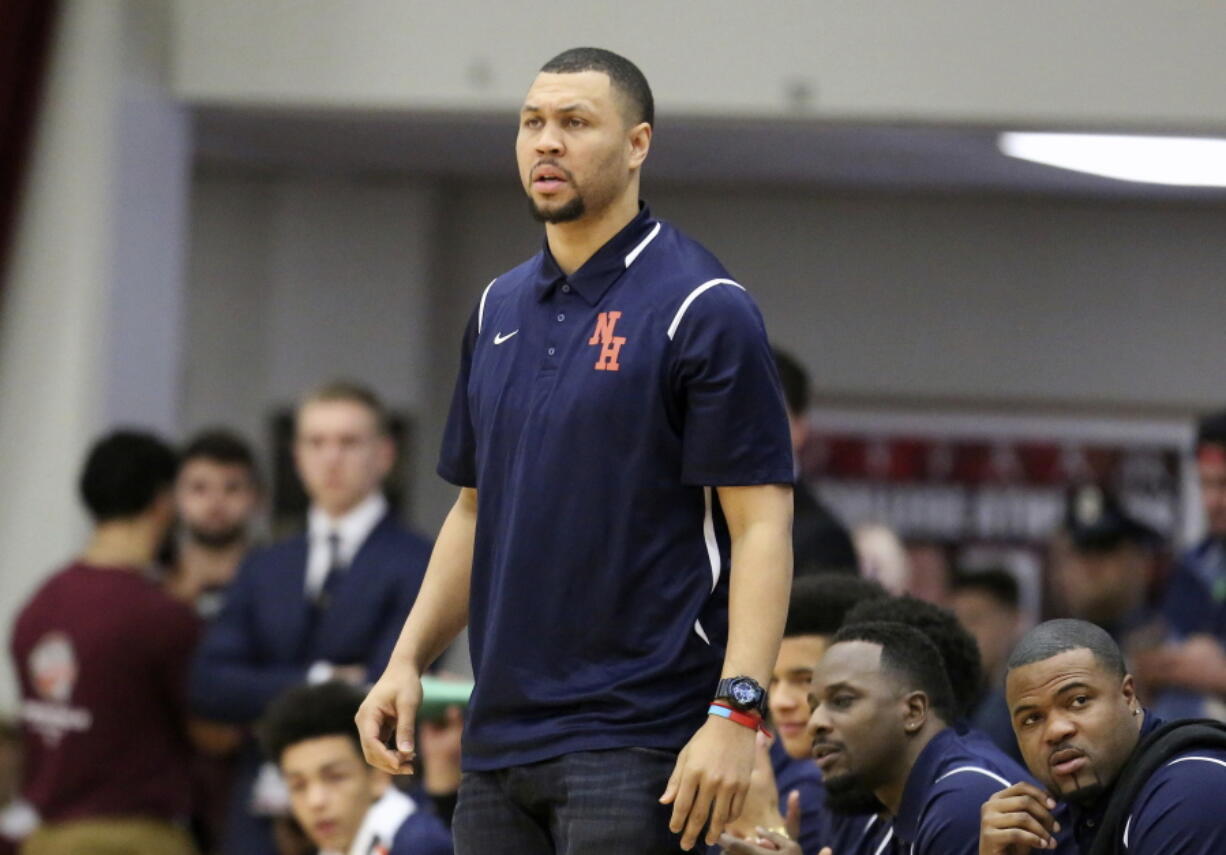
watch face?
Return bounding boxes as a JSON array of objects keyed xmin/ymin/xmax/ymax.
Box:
[{"xmin": 731, "ymin": 679, "xmax": 759, "ymax": 706}]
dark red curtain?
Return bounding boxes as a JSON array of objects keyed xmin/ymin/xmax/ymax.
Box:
[{"xmin": 0, "ymin": 0, "xmax": 59, "ymax": 300}]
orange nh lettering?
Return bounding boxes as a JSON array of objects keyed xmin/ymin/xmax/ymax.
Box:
[{"xmin": 588, "ymin": 311, "xmax": 627, "ymax": 371}]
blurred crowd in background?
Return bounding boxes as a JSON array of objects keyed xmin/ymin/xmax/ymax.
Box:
[{"xmin": 2, "ymin": 351, "xmax": 1224, "ymax": 855}]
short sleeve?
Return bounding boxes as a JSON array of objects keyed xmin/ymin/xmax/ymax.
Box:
[
  {"xmin": 437, "ymin": 307, "xmax": 480, "ymax": 487},
  {"xmin": 915, "ymin": 780, "xmax": 1001, "ymax": 855},
  {"xmin": 1127, "ymin": 755, "xmax": 1226, "ymax": 854},
  {"xmin": 669, "ymin": 283, "xmax": 794, "ymax": 486}
]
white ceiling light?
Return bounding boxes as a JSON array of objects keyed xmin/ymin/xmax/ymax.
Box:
[{"xmin": 998, "ymin": 132, "xmax": 1226, "ymax": 187}]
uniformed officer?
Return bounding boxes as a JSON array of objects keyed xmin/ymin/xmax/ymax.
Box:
[
  {"xmin": 981, "ymin": 619, "xmax": 1226, "ymax": 854},
  {"xmin": 1133, "ymin": 410, "xmax": 1226, "ymax": 715},
  {"xmin": 1049, "ymin": 484, "xmax": 1163, "ymax": 645},
  {"xmin": 356, "ymin": 47, "xmax": 794, "ymax": 855}
]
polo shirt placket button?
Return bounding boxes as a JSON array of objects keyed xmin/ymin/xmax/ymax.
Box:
[
  {"xmin": 561, "ymin": 283, "xmax": 571, "ymax": 293},
  {"xmin": 547, "ymin": 347, "xmax": 555, "ymax": 356},
  {"xmin": 557, "ymin": 313, "xmax": 565, "ymax": 322}
]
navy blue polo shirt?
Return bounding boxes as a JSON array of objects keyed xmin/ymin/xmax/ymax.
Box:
[
  {"xmin": 438, "ymin": 203, "xmax": 794, "ymax": 771},
  {"xmin": 1071, "ymin": 714, "xmax": 1226, "ymax": 854},
  {"xmin": 826, "ymin": 812, "xmax": 895, "ymax": 855},
  {"xmin": 893, "ymin": 727, "xmax": 1036, "ymax": 855}
]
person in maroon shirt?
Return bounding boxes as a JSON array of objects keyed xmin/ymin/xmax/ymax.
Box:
[{"xmin": 10, "ymin": 430, "xmax": 201, "ymax": 855}]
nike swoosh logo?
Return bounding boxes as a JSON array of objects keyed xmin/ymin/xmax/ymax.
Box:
[{"xmin": 493, "ymin": 330, "xmax": 519, "ymax": 345}]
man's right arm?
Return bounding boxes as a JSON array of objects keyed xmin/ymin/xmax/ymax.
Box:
[{"xmin": 356, "ymin": 486, "xmax": 477, "ymax": 774}]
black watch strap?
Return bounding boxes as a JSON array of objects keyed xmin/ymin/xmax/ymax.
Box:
[{"xmin": 714, "ymin": 676, "xmax": 768, "ymax": 716}]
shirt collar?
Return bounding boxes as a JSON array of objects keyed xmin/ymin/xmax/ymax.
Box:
[
  {"xmin": 319, "ymin": 787, "xmax": 417, "ymax": 855},
  {"xmin": 308, "ymin": 492, "xmax": 388, "ymax": 557},
  {"xmin": 894, "ymin": 726, "xmax": 958, "ymax": 842},
  {"xmin": 532, "ymin": 202, "xmax": 660, "ymax": 305}
]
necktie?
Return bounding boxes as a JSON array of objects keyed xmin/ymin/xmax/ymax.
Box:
[{"xmin": 317, "ymin": 532, "xmax": 345, "ymax": 610}]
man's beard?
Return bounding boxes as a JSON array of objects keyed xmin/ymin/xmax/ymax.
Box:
[
  {"xmin": 1053, "ymin": 770, "xmax": 1106, "ymax": 805},
  {"xmin": 184, "ymin": 522, "xmax": 247, "ymax": 550},
  {"xmin": 824, "ymin": 773, "xmax": 887, "ymax": 816},
  {"xmin": 528, "ymin": 193, "xmax": 585, "ymax": 224}
]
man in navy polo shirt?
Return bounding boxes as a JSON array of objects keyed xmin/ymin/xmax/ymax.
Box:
[
  {"xmin": 356, "ymin": 47, "xmax": 794, "ymax": 854},
  {"xmin": 801, "ymin": 622, "xmax": 1035, "ymax": 854},
  {"xmin": 980, "ymin": 620, "xmax": 1226, "ymax": 854}
]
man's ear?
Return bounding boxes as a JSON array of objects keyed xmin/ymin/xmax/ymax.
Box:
[
  {"xmin": 627, "ymin": 121, "xmax": 652, "ymax": 171},
  {"xmin": 374, "ymin": 434, "xmax": 396, "ymax": 480},
  {"xmin": 902, "ymin": 690, "xmax": 930, "ymax": 735},
  {"xmin": 1121, "ymin": 673, "xmax": 1138, "ymax": 708}
]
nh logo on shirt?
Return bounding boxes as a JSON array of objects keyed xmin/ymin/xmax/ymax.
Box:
[{"xmin": 588, "ymin": 311, "xmax": 627, "ymax": 371}]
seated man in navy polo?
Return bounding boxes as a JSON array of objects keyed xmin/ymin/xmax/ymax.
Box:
[
  {"xmin": 981, "ymin": 619, "xmax": 1226, "ymax": 855},
  {"xmin": 715, "ymin": 576, "xmax": 887, "ymax": 853},
  {"xmin": 729, "ymin": 621, "xmax": 1041, "ymax": 855},
  {"xmin": 262, "ymin": 682, "xmax": 451, "ymax": 855}
]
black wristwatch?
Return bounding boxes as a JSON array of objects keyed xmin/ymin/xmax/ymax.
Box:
[{"xmin": 715, "ymin": 676, "xmax": 768, "ymax": 716}]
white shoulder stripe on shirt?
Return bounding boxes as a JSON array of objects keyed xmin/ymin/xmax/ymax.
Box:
[
  {"xmin": 477, "ymin": 277, "xmax": 498, "ymax": 335},
  {"xmin": 624, "ymin": 221, "xmax": 661, "ymax": 267},
  {"xmin": 934, "ymin": 765, "xmax": 1013, "ymax": 790},
  {"xmin": 692, "ymin": 486, "xmax": 722, "ymax": 647},
  {"xmin": 1166, "ymin": 754, "xmax": 1226, "ymax": 772},
  {"xmin": 666, "ymin": 278, "xmax": 745, "ymax": 341},
  {"xmin": 1121, "ymin": 757, "xmax": 1226, "ymax": 850}
]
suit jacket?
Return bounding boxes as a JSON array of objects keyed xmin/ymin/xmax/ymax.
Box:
[{"xmin": 189, "ymin": 511, "xmax": 431, "ymax": 722}]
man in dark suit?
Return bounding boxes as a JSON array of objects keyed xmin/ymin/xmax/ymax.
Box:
[{"xmin": 190, "ymin": 382, "xmax": 431, "ymax": 855}]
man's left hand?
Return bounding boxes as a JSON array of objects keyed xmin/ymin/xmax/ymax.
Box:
[
  {"xmin": 717, "ymin": 829, "xmax": 814, "ymax": 855},
  {"xmin": 660, "ymin": 715, "xmax": 757, "ymax": 850}
]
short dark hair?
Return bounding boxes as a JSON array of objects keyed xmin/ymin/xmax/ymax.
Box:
[
  {"xmin": 181, "ymin": 428, "xmax": 260, "ymax": 484},
  {"xmin": 844, "ymin": 596, "xmax": 983, "ymax": 719},
  {"xmin": 831, "ymin": 621, "xmax": 957, "ymax": 723},
  {"xmin": 299, "ymin": 380, "xmax": 390, "ymax": 436},
  {"xmin": 260, "ymin": 681, "xmax": 366, "ymax": 765},
  {"xmin": 772, "ymin": 348, "xmax": 810, "ymax": 417},
  {"xmin": 1197, "ymin": 409, "xmax": 1226, "ymax": 449},
  {"xmin": 79, "ymin": 430, "xmax": 178, "ymax": 523},
  {"xmin": 540, "ymin": 47, "xmax": 654, "ymax": 127},
  {"xmin": 950, "ymin": 569, "xmax": 1020, "ymax": 611},
  {"xmin": 1006, "ymin": 619, "xmax": 1126, "ymax": 678},
  {"xmin": 785, "ymin": 575, "xmax": 887, "ymax": 638}
]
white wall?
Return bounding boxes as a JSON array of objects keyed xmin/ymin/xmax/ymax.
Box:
[
  {"xmin": 182, "ymin": 174, "xmax": 1226, "ymax": 535},
  {"xmin": 172, "ymin": 0, "xmax": 1226, "ymax": 129},
  {"xmin": 0, "ymin": 0, "xmax": 191, "ymax": 713},
  {"xmin": 182, "ymin": 172, "xmax": 439, "ymax": 516},
  {"xmin": 438, "ymin": 181, "xmax": 1226, "ymax": 410}
]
